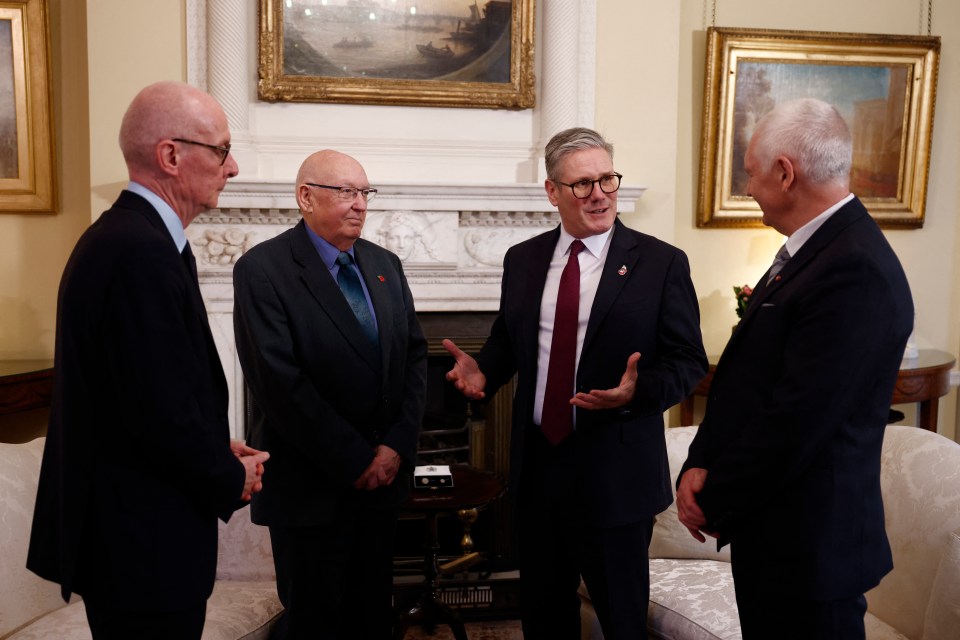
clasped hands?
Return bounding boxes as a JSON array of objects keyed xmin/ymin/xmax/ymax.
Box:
[
  {"xmin": 354, "ymin": 444, "xmax": 401, "ymax": 491},
  {"xmin": 231, "ymin": 440, "xmax": 270, "ymax": 502},
  {"xmin": 441, "ymin": 338, "xmax": 642, "ymax": 411}
]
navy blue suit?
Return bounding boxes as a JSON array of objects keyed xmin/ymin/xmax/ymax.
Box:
[
  {"xmin": 475, "ymin": 219, "xmax": 707, "ymax": 638},
  {"xmin": 233, "ymin": 220, "xmax": 427, "ymax": 638},
  {"xmin": 28, "ymin": 191, "xmax": 246, "ymax": 613},
  {"xmin": 681, "ymin": 197, "xmax": 913, "ymax": 636}
]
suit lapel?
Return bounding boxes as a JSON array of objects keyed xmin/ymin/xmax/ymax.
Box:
[
  {"xmin": 734, "ymin": 198, "xmax": 868, "ymax": 333},
  {"xmin": 583, "ymin": 220, "xmax": 636, "ymax": 353},
  {"xmin": 519, "ymin": 229, "xmax": 560, "ymax": 361},
  {"xmin": 290, "ymin": 222, "xmax": 381, "ymax": 373}
]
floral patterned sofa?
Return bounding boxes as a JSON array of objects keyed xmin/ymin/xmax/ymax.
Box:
[
  {"xmin": 579, "ymin": 425, "xmax": 960, "ymax": 640},
  {"xmin": 0, "ymin": 437, "xmax": 283, "ymax": 640}
]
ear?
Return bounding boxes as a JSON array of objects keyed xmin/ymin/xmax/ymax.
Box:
[
  {"xmin": 544, "ymin": 178, "xmax": 560, "ymax": 207},
  {"xmin": 776, "ymin": 156, "xmax": 796, "ymax": 192},
  {"xmin": 295, "ymin": 184, "xmax": 313, "ymax": 213},
  {"xmin": 156, "ymin": 140, "xmax": 180, "ymax": 176}
]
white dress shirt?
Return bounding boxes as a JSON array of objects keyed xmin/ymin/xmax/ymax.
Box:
[{"xmin": 533, "ymin": 226, "xmax": 614, "ymax": 426}]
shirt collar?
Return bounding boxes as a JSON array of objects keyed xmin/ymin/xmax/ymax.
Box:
[
  {"xmin": 785, "ymin": 192, "xmax": 854, "ymax": 257},
  {"xmin": 126, "ymin": 182, "xmax": 187, "ymax": 252},
  {"xmin": 558, "ymin": 225, "xmax": 613, "ymax": 258},
  {"xmin": 303, "ymin": 222, "xmax": 349, "ymax": 269}
]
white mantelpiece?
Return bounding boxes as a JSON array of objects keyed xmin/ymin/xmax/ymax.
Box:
[{"xmin": 193, "ymin": 180, "xmax": 646, "ymax": 313}]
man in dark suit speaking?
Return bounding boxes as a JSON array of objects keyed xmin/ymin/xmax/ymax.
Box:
[
  {"xmin": 677, "ymin": 99, "xmax": 914, "ymax": 639},
  {"xmin": 443, "ymin": 127, "xmax": 707, "ymax": 639},
  {"xmin": 233, "ymin": 150, "xmax": 427, "ymax": 639},
  {"xmin": 27, "ymin": 81, "xmax": 269, "ymax": 639}
]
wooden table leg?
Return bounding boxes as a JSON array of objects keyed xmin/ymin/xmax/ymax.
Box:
[{"xmin": 918, "ymin": 399, "xmax": 937, "ymax": 432}]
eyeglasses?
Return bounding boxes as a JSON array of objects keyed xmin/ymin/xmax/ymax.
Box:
[
  {"xmin": 554, "ymin": 173, "xmax": 622, "ymax": 199},
  {"xmin": 305, "ymin": 183, "xmax": 378, "ymax": 202},
  {"xmin": 172, "ymin": 138, "xmax": 232, "ymax": 166}
]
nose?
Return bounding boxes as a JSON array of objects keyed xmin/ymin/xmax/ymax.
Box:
[{"xmin": 224, "ymin": 153, "xmax": 239, "ymax": 179}]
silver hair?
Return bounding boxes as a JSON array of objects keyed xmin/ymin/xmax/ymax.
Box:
[
  {"xmin": 750, "ymin": 98, "xmax": 852, "ymax": 185},
  {"xmin": 544, "ymin": 127, "xmax": 614, "ymax": 181}
]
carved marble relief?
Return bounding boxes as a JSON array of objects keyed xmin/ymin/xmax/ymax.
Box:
[{"xmin": 361, "ymin": 211, "xmax": 457, "ymax": 267}]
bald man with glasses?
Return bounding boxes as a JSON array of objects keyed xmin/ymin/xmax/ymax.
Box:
[
  {"xmin": 27, "ymin": 81, "xmax": 269, "ymax": 639},
  {"xmin": 233, "ymin": 150, "xmax": 427, "ymax": 639}
]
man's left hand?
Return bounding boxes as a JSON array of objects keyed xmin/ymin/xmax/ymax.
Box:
[{"xmin": 571, "ymin": 352, "xmax": 640, "ymax": 410}]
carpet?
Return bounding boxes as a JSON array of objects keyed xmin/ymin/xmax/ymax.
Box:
[{"xmin": 403, "ymin": 619, "xmax": 523, "ymax": 639}]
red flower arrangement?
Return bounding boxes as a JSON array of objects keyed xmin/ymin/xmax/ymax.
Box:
[{"xmin": 733, "ymin": 284, "xmax": 753, "ymax": 318}]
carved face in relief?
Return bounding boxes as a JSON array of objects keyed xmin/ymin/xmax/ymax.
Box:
[{"xmin": 382, "ymin": 218, "xmax": 418, "ymax": 260}]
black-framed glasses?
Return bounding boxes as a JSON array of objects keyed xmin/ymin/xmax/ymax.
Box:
[
  {"xmin": 555, "ymin": 173, "xmax": 622, "ymax": 199},
  {"xmin": 305, "ymin": 183, "xmax": 378, "ymax": 202},
  {"xmin": 172, "ymin": 138, "xmax": 231, "ymax": 166}
]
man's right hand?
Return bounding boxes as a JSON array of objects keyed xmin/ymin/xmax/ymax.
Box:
[
  {"xmin": 238, "ymin": 450, "xmax": 270, "ymax": 501},
  {"xmin": 442, "ymin": 339, "xmax": 486, "ymax": 400},
  {"xmin": 677, "ymin": 467, "xmax": 710, "ymax": 542}
]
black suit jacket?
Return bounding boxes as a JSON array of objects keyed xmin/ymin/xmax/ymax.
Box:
[
  {"xmin": 681, "ymin": 197, "xmax": 913, "ymax": 599},
  {"xmin": 476, "ymin": 219, "xmax": 707, "ymax": 527},
  {"xmin": 27, "ymin": 190, "xmax": 246, "ymax": 610},
  {"xmin": 233, "ymin": 221, "xmax": 427, "ymax": 526}
]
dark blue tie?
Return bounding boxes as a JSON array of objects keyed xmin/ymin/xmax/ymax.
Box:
[{"xmin": 336, "ymin": 252, "xmax": 379, "ymax": 347}]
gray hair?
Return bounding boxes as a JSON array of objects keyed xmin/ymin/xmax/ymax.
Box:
[
  {"xmin": 544, "ymin": 127, "xmax": 614, "ymax": 181},
  {"xmin": 750, "ymin": 98, "xmax": 852, "ymax": 185}
]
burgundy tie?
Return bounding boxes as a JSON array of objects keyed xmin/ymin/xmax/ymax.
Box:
[{"xmin": 541, "ymin": 239, "xmax": 584, "ymax": 445}]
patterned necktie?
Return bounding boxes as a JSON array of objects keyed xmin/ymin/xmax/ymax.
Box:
[
  {"xmin": 541, "ymin": 239, "xmax": 585, "ymax": 446},
  {"xmin": 182, "ymin": 242, "xmax": 199, "ymax": 286},
  {"xmin": 767, "ymin": 244, "xmax": 791, "ymax": 284},
  {"xmin": 336, "ymin": 252, "xmax": 379, "ymax": 347}
]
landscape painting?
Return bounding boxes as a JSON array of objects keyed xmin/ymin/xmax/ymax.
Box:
[
  {"xmin": 697, "ymin": 28, "xmax": 940, "ymax": 229},
  {"xmin": 730, "ymin": 62, "xmax": 907, "ymax": 200},
  {"xmin": 0, "ymin": 19, "xmax": 17, "ymax": 180},
  {"xmin": 258, "ymin": 0, "xmax": 535, "ymax": 109}
]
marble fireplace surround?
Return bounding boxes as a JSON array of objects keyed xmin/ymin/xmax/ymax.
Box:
[{"xmin": 192, "ymin": 181, "xmax": 644, "ymax": 437}]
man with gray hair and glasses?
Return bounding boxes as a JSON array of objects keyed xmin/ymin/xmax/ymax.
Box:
[
  {"xmin": 444, "ymin": 127, "xmax": 707, "ymax": 638},
  {"xmin": 678, "ymin": 98, "xmax": 913, "ymax": 639}
]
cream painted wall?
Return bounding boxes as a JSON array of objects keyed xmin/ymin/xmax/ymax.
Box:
[
  {"xmin": 86, "ymin": 0, "xmax": 185, "ymax": 217},
  {"xmin": 3, "ymin": 0, "xmax": 958, "ymax": 440}
]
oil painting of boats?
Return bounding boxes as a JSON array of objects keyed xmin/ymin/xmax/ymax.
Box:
[
  {"xmin": 416, "ymin": 41, "xmax": 454, "ymax": 59},
  {"xmin": 259, "ymin": 0, "xmax": 534, "ymax": 109},
  {"xmin": 280, "ymin": 0, "xmax": 513, "ymax": 82}
]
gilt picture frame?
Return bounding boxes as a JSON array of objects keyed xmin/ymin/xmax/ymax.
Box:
[
  {"xmin": 697, "ymin": 28, "xmax": 940, "ymax": 229},
  {"xmin": 258, "ymin": 0, "xmax": 535, "ymax": 109},
  {"xmin": 0, "ymin": 0, "xmax": 55, "ymax": 213}
]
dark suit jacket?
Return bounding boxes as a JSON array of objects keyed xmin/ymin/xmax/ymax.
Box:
[
  {"xmin": 233, "ymin": 220, "xmax": 427, "ymax": 526},
  {"xmin": 27, "ymin": 190, "xmax": 246, "ymax": 610},
  {"xmin": 681, "ymin": 197, "xmax": 913, "ymax": 599},
  {"xmin": 475, "ymin": 219, "xmax": 707, "ymax": 527}
]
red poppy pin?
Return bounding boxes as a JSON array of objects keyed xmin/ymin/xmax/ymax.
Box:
[
  {"xmin": 378, "ymin": 275, "xmax": 385, "ymax": 282},
  {"xmin": 618, "ymin": 265, "xmax": 627, "ymax": 276}
]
